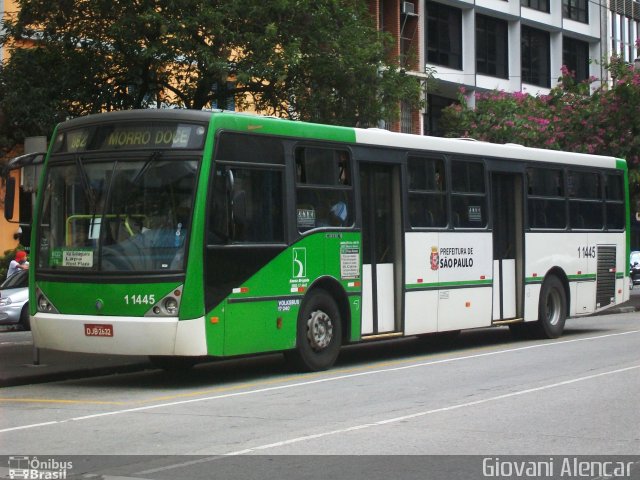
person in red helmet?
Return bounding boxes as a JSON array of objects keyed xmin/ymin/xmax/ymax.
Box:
[{"xmin": 7, "ymin": 250, "xmax": 29, "ymax": 278}]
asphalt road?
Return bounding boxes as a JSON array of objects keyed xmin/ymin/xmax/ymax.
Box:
[{"xmin": 0, "ymin": 310, "xmax": 638, "ymax": 479}]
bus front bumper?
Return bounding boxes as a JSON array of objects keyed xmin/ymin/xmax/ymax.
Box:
[{"xmin": 31, "ymin": 313, "xmax": 208, "ymax": 356}]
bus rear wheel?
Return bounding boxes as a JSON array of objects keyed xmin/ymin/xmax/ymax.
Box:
[
  {"xmin": 535, "ymin": 276, "xmax": 567, "ymax": 339},
  {"xmin": 285, "ymin": 289, "xmax": 342, "ymax": 372}
]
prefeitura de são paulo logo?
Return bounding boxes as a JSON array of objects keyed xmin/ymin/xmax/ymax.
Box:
[{"xmin": 430, "ymin": 246, "xmax": 439, "ymax": 271}]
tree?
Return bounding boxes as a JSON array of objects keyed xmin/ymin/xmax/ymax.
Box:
[{"xmin": 0, "ymin": 0, "xmax": 424, "ymax": 153}]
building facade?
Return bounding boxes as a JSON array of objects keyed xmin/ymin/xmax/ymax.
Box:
[
  {"xmin": 371, "ymin": 0, "xmax": 639, "ymax": 136},
  {"xmin": 1, "ymin": 0, "xmax": 639, "ymax": 254}
]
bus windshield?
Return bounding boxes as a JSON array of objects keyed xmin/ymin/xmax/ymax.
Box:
[{"xmin": 37, "ymin": 155, "xmax": 198, "ymax": 273}]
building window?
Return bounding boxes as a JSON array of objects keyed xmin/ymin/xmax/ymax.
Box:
[
  {"xmin": 563, "ymin": 37, "xmax": 590, "ymax": 83},
  {"xmin": 521, "ymin": 26, "xmax": 550, "ymax": 88},
  {"xmin": 400, "ymin": 101, "xmax": 413, "ymax": 134},
  {"xmin": 476, "ymin": 14, "xmax": 509, "ymax": 79},
  {"xmin": 425, "ymin": 94, "xmax": 456, "ymax": 137},
  {"xmin": 610, "ymin": 11, "xmax": 640, "ymax": 63},
  {"xmin": 426, "ymin": 1, "xmax": 462, "ymax": 69},
  {"xmin": 563, "ymin": 0, "xmax": 588, "ymax": 24},
  {"xmin": 521, "ymin": 0, "xmax": 550, "ymax": 13}
]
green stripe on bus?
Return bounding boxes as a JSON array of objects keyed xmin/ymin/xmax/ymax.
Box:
[
  {"xmin": 567, "ymin": 274, "xmax": 597, "ymax": 281},
  {"xmin": 525, "ymin": 277, "xmax": 544, "ymax": 284},
  {"xmin": 406, "ymin": 279, "xmax": 493, "ymax": 290},
  {"xmin": 526, "ymin": 274, "xmax": 597, "ymax": 285}
]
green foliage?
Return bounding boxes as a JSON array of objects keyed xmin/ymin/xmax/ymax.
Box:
[
  {"xmin": 0, "ymin": 0, "xmax": 425, "ymax": 152},
  {"xmin": 441, "ymin": 62, "xmax": 640, "ymax": 207}
]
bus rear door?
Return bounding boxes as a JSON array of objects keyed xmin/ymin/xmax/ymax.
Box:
[
  {"xmin": 491, "ymin": 172, "xmax": 524, "ymax": 321},
  {"xmin": 360, "ymin": 163, "xmax": 403, "ymax": 337}
]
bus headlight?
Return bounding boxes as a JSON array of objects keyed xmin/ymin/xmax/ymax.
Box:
[
  {"xmin": 38, "ymin": 295, "xmax": 52, "ymax": 312},
  {"xmin": 36, "ymin": 288, "xmax": 59, "ymax": 313},
  {"xmin": 145, "ymin": 285, "xmax": 183, "ymax": 317},
  {"xmin": 164, "ymin": 298, "xmax": 178, "ymax": 315}
]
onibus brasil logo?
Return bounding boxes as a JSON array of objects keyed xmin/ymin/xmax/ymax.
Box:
[{"xmin": 8, "ymin": 456, "xmax": 73, "ymax": 479}]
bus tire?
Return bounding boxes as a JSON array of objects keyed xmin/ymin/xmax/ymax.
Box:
[
  {"xmin": 535, "ymin": 276, "xmax": 567, "ymax": 339},
  {"xmin": 19, "ymin": 305, "xmax": 31, "ymax": 331},
  {"xmin": 286, "ymin": 289, "xmax": 342, "ymax": 372}
]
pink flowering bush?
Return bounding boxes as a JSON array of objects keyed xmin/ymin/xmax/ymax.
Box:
[{"xmin": 441, "ymin": 60, "xmax": 640, "ymax": 190}]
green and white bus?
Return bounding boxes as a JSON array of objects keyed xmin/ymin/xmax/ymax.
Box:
[{"xmin": 30, "ymin": 110, "xmax": 630, "ymax": 371}]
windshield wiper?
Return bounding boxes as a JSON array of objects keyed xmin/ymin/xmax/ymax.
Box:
[
  {"xmin": 75, "ymin": 156, "xmax": 97, "ymax": 211},
  {"xmin": 131, "ymin": 151, "xmax": 162, "ymax": 186}
]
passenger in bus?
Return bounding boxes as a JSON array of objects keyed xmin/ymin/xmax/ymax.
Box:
[
  {"xmin": 338, "ymin": 152, "xmax": 351, "ymax": 186},
  {"xmin": 330, "ymin": 201, "xmax": 348, "ymax": 226}
]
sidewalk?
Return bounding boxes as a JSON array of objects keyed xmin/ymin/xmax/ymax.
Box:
[
  {"xmin": 1, "ymin": 294, "xmax": 638, "ymax": 388},
  {"xmin": 0, "ymin": 338, "xmax": 151, "ymax": 387}
]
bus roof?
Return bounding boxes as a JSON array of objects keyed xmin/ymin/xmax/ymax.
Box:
[
  {"xmin": 57, "ymin": 110, "xmax": 623, "ymax": 170},
  {"xmin": 353, "ymin": 128, "xmax": 621, "ymax": 170}
]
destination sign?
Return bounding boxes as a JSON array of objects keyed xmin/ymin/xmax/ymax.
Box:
[{"xmin": 54, "ymin": 122, "xmax": 207, "ymax": 153}]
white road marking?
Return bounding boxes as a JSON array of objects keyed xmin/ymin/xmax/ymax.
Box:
[
  {"xmin": 223, "ymin": 364, "xmax": 640, "ymax": 455},
  {"xmin": 138, "ymin": 363, "xmax": 640, "ymax": 474},
  {"xmin": 0, "ymin": 329, "xmax": 638, "ymax": 436}
]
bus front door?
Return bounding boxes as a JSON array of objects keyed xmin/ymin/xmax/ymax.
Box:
[
  {"xmin": 491, "ymin": 172, "xmax": 524, "ymax": 321},
  {"xmin": 360, "ymin": 163, "xmax": 402, "ymax": 336}
]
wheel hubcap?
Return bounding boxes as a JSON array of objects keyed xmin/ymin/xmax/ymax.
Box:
[
  {"xmin": 307, "ymin": 309, "xmax": 333, "ymax": 351},
  {"xmin": 546, "ymin": 289, "xmax": 561, "ymax": 326}
]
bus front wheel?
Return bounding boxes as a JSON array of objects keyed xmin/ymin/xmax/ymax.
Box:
[
  {"xmin": 285, "ymin": 289, "xmax": 342, "ymax": 372},
  {"xmin": 536, "ymin": 276, "xmax": 567, "ymax": 339},
  {"xmin": 19, "ymin": 305, "xmax": 31, "ymax": 331}
]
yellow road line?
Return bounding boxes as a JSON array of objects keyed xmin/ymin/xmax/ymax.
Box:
[{"xmin": 0, "ymin": 398, "xmax": 127, "ymax": 405}]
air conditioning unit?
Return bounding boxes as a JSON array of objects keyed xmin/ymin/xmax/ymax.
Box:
[{"xmin": 402, "ymin": 1, "xmax": 415, "ymax": 15}]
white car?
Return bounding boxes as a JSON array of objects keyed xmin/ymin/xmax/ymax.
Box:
[{"xmin": 0, "ymin": 269, "xmax": 29, "ymax": 330}]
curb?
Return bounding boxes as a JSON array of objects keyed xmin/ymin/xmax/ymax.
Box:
[{"xmin": 0, "ymin": 362, "xmax": 152, "ymax": 388}]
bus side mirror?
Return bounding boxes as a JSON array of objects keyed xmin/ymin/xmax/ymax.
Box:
[{"xmin": 4, "ymin": 177, "xmax": 15, "ymax": 221}]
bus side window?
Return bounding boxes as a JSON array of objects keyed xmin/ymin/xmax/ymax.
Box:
[
  {"xmin": 407, "ymin": 155, "xmax": 447, "ymax": 228},
  {"xmin": 450, "ymin": 160, "xmax": 486, "ymax": 228},
  {"xmin": 527, "ymin": 167, "xmax": 566, "ymax": 230},
  {"xmin": 568, "ymin": 170, "xmax": 602, "ymax": 230},
  {"xmin": 605, "ymin": 173, "xmax": 625, "ymax": 230},
  {"xmin": 210, "ymin": 132, "xmax": 286, "ymax": 244},
  {"xmin": 295, "ymin": 147, "xmax": 353, "ymax": 232},
  {"xmin": 209, "ymin": 167, "xmax": 284, "ymax": 244}
]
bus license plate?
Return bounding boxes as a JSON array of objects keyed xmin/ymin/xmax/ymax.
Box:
[{"xmin": 84, "ymin": 324, "xmax": 113, "ymax": 337}]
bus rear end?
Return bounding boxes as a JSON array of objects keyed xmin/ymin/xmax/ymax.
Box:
[{"xmin": 31, "ymin": 110, "xmax": 212, "ymax": 359}]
